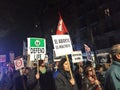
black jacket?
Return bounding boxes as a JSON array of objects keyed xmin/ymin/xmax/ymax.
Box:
[
  {"xmin": 27, "ymin": 68, "xmax": 41, "ymax": 90},
  {"xmin": 27, "ymin": 67, "xmax": 55, "ymax": 90},
  {"xmin": 54, "ymin": 70, "xmax": 78, "ymax": 90},
  {"xmin": 81, "ymin": 77, "xmax": 98, "ymax": 90}
]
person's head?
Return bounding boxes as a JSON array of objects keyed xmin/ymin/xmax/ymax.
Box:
[
  {"xmin": 39, "ymin": 60, "xmax": 46, "ymax": 67},
  {"xmin": 96, "ymin": 64, "xmax": 104, "ymax": 72},
  {"xmin": 25, "ymin": 67, "xmax": 31, "ymax": 74},
  {"xmin": 110, "ymin": 44, "xmax": 120, "ymax": 61},
  {"xmin": 21, "ymin": 67, "xmax": 26, "ymax": 74},
  {"xmin": 58, "ymin": 58, "xmax": 70, "ymax": 71},
  {"xmin": 55, "ymin": 61, "xmax": 59, "ymax": 66},
  {"xmin": 84, "ymin": 66, "xmax": 95, "ymax": 76}
]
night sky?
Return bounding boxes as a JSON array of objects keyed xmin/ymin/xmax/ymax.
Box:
[
  {"xmin": 0, "ymin": 0, "xmax": 55, "ymax": 56},
  {"xmin": 1, "ymin": 0, "xmax": 119, "ymax": 59},
  {"xmin": 0, "ymin": 0, "xmax": 76, "ymax": 57},
  {"xmin": 0, "ymin": 1, "xmax": 28, "ymax": 55}
]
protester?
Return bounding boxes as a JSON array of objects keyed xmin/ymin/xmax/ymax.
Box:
[
  {"xmin": 53, "ymin": 61, "xmax": 59, "ymax": 72},
  {"xmin": 7, "ymin": 70, "xmax": 14, "ymax": 90},
  {"xmin": 104, "ymin": 44, "xmax": 120, "ymax": 90},
  {"xmin": 0, "ymin": 68, "xmax": 9, "ymax": 90},
  {"xmin": 81, "ymin": 65, "xmax": 102, "ymax": 90},
  {"xmin": 96, "ymin": 64, "xmax": 105, "ymax": 88},
  {"xmin": 74, "ymin": 62, "xmax": 84, "ymax": 90},
  {"xmin": 0, "ymin": 67, "xmax": 3, "ymax": 90},
  {"xmin": 27, "ymin": 60, "xmax": 55, "ymax": 90},
  {"xmin": 54, "ymin": 57, "xmax": 78, "ymax": 90},
  {"xmin": 21, "ymin": 67, "xmax": 31, "ymax": 90},
  {"xmin": 13, "ymin": 70, "xmax": 25, "ymax": 90},
  {"xmin": 26, "ymin": 67, "xmax": 40, "ymax": 90}
]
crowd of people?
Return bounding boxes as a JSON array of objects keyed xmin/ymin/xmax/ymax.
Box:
[{"xmin": 0, "ymin": 44, "xmax": 120, "ymax": 90}]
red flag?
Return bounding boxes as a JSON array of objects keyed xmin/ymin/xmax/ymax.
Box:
[{"xmin": 56, "ymin": 15, "xmax": 68, "ymax": 35}]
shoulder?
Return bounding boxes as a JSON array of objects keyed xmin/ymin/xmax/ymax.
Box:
[
  {"xmin": 105, "ymin": 66, "xmax": 120, "ymax": 81},
  {"xmin": 82, "ymin": 77, "xmax": 89, "ymax": 84},
  {"xmin": 53, "ymin": 70, "xmax": 60, "ymax": 79},
  {"xmin": 53, "ymin": 70, "xmax": 66, "ymax": 81}
]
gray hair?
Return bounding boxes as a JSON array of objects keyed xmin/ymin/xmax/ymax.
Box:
[{"xmin": 110, "ymin": 44, "xmax": 120, "ymax": 60}]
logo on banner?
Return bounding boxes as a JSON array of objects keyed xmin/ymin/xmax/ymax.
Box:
[
  {"xmin": 35, "ymin": 40, "xmax": 40, "ymax": 46},
  {"xmin": 27, "ymin": 38, "xmax": 46, "ymax": 61},
  {"xmin": 15, "ymin": 60, "xmax": 22, "ymax": 67}
]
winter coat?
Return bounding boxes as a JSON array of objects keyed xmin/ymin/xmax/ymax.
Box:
[
  {"xmin": 13, "ymin": 71, "xmax": 26, "ymax": 90},
  {"xmin": 27, "ymin": 68, "xmax": 41, "ymax": 90},
  {"xmin": 54, "ymin": 70, "xmax": 78, "ymax": 90},
  {"xmin": 39, "ymin": 69, "xmax": 55, "ymax": 90},
  {"xmin": 104, "ymin": 61, "xmax": 120, "ymax": 90},
  {"xmin": 27, "ymin": 67, "xmax": 55, "ymax": 90},
  {"xmin": 81, "ymin": 77, "xmax": 98, "ymax": 90}
]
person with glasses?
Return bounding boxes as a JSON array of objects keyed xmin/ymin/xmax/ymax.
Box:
[
  {"xmin": 81, "ymin": 65, "xmax": 102, "ymax": 90},
  {"xmin": 104, "ymin": 44, "xmax": 120, "ymax": 90}
]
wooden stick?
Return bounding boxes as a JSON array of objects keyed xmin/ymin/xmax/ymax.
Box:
[
  {"xmin": 66, "ymin": 55, "xmax": 73, "ymax": 79},
  {"xmin": 37, "ymin": 60, "xmax": 39, "ymax": 74}
]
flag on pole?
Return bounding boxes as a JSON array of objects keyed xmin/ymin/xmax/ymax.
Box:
[
  {"xmin": 84, "ymin": 44, "xmax": 92, "ymax": 61},
  {"xmin": 54, "ymin": 13, "xmax": 73, "ymax": 79},
  {"xmin": 56, "ymin": 15, "xmax": 68, "ymax": 35}
]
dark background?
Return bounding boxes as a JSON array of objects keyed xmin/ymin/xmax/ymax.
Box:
[{"xmin": 0, "ymin": 0, "xmax": 120, "ymax": 60}]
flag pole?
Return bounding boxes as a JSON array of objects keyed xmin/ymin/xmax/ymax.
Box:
[
  {"xmin": 37, "ymin": 54, "xmax": 40, "ymax": 74},
  {"xmin": 57, "ymin": 12, "xmax": 73, "ymax": 78},
  {"xmin": 56, "ymin": 12, "xmax": 73, "ymax": 78},
  {"xmin": 90, "ymin": 30, "xmax": 98, "ymax": 64}
]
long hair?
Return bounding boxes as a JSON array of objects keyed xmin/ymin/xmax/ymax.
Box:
[{"xmin": 58, "ymin": 58, "xmax": 67, "ymax": 70}]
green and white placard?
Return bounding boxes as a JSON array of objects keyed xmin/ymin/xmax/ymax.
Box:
[{"xmin": 27, "ymin": 37, "xmax": 46, "ymax": 61}]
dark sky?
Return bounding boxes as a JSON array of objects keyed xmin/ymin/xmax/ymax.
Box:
[
  {"xmin": 0, "ymin": 0, "xmax": 77, "ymax": 58},
  {"xmin": 0, "ymin": 0, "xmax": 119, "ymax": 59},
  {"xmin": 2, "ymin": 0, "xmax": 116, "ymax": 57},
  {"xmin": 0, "ymin": 0, "xmax": 57, "ymax": 55},
  {"xmin": 0, "ymin": 0, "xmax": 46, "ymax": 55},
  {"xmin": 0, "ymin": 0, "xmax": 77, "ymax": 56}
]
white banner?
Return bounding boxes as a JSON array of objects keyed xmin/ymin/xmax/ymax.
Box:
[
  {"xmin": 72, "ymin": 51, "xmax": 83, "ymax": 63},
  {"xmin": 51, "ymin": 35, "xmax": 73, "ymax": 57},
  {"xmin": 14, "ymin": 58, "xmax": 24, "ymax": 70}
]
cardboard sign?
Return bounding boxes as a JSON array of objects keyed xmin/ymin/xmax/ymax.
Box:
[
  {"xmin": 27, "ymin": 37, "xmax": 46, "ymax": 61},
  {"xmin": 14, "ymin": 58, "xmax": 24, "ymax": 70},
  {"xmin": 72, "ymin": 51, "xmax": 83, "ymax": 63},
  {"xmin": 51, "ymin": 35, "xmax": 73, "ymax": 57}
]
